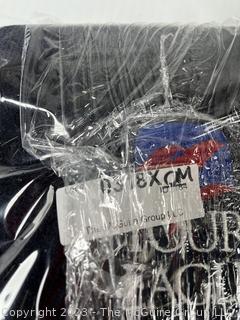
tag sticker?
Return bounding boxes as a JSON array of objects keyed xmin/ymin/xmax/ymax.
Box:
[{"xmin": 56, "ymin": 164, "xmax": 204, "ymax": 245}]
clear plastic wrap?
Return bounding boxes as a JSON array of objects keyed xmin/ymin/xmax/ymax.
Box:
[
  {"xmin": 0, "ymin": 25, "xmax": 66, "ymax": 320},
  {"xmin": 20, "ymin": 24, "xmax": 240, "ymax": 319}
]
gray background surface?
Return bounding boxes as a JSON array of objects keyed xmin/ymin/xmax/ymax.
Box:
[{"xmin": 0, "ymin": 0, "xmax": 239, "ymax": 25}]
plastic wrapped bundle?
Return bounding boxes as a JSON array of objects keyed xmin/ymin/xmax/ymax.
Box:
[{"xmin": 19, "ymin": 24, "xmax": 240, "ymax": 319}]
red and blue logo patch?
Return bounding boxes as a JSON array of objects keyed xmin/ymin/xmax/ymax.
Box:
[{"xmin": 135, "ymin": 121, "xmax": 234, "ymax": 199}]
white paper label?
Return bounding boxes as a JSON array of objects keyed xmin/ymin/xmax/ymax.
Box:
[{"xmin": 56, "ymin": 164, "xmax": 204, "ymax": 245}]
